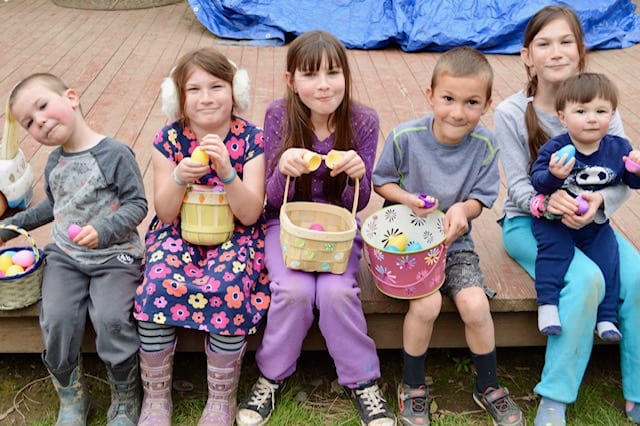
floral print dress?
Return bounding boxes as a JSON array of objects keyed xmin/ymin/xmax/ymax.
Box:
[{"xmin": 133, "ymin": 117, "xmax": 270, "ymax": 336}]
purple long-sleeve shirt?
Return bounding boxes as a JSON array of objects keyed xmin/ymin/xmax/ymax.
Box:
[{"xmin": 264, "ymin": 99, "xmax": 379, "ymax": 221}]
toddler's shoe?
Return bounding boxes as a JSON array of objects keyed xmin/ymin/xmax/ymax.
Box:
[
  {"xmin": 627, "ymin": 401, "xmax": 640, "ymax": 424},
  {"xmin": 397, "ymin": 383, "xmax": 429, "ymax": 425},
  {"xmin": 473, "ymin": 386, "xmax": 525, "ymax": 426}
]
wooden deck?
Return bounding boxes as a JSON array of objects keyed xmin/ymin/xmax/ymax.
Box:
[{"xmin": 1, "ymin": 0, "xmax": 640, "ymax": 352}]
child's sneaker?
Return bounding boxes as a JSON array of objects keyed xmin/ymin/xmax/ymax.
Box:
[
  {"xmin": 235, "ymin": 376, "xmax": 285, "ymax": 426},
  {"xmin": 473, "ymin": 386, "xmax": 525, "ymax": 426},
  {"xmin": 352, "ymin": 380, "xmax": 396, "ymax": 426},
  {"xmin": 397, "ymin": 383, "xmax": 429, "ymax": 425}
]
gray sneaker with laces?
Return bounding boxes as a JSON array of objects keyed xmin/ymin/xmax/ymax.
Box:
[
  {"xmin": 236, "ymin": 376, "xmax": 285, "ymax": 426},
  {"xmin": 352, "ymin": 380, "xmax": 396, "ymax": 426}
]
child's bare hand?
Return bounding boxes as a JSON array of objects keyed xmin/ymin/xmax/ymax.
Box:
[
  {"xmin": 407, "ymin": 193, "xmax": 438, "ymax": 217},
  {"xmin": 560, "ymin": 191, "xmax": 601, "ymax": 229},
  {"xmin": 71, "ymin": 225, "xmax": 99, "ymax": 249},
  {"xmin": 443, "ymin": 203, "xmax": 468, "ymax": 247},
  {"xmin": 623, "ymin": 149, "xmax": 640, "ymax": 175},
  {"xmin": 279, "ymin": 148, "xmax": 310, "ymax": 177},
  {"xmin": 328, "ymin": 150, "xmax": 365, "ymax": 180},
  {"xmin": 199, "ymin": 133, "xmax": 234, "ymax": 180},
  {"xmin": 549, "ymin": 153, "xmax": 574, "ymax": 179}
]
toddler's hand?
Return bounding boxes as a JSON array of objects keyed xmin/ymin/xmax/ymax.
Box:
[
  {"xmin": 407, "ymin": 193, "xmax": 438, "ymax": 217},
  {"xmin": 549, "ymin": 154, "xmax": 574, "ymax": 179}
]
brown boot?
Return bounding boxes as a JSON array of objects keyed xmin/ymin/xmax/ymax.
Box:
[
  {"xmin": 198, "ymin": 339, "xmax": 247, "ymax": 426},
  {"xmin": 138, "ymin": 341, "xmax": 176, "ymax": 426}
]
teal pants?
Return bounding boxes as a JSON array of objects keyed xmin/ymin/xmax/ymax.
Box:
[{"xmin": 502, "ymin": 216, "xmax": 640, "ymax": 404}]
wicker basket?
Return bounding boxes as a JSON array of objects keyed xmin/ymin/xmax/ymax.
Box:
[
  {"xmin": 0, "ymin": 225, "xmax": 44, "ymax": 310},
  {"xmin": 280, "ymin": 176, "xmax": 358, "ymax": 274},
  {"xmin": 180, "ymin": 184, "xmax": 234, "ymax": 245}
]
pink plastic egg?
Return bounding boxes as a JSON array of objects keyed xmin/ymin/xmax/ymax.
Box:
[
  {"xmin": 11, "ymin": 250, "xmax": 35, "ymax": 268},
  {"xmin": 67, "ymin": 224, "xmax": 82, "ymax": 240},
  {"xmin": 309, "ymin": 223, "xmax": 325, "ymax": 232},
  {"xmin": 576, "ymin": 195, "xmax": 589, "ymax": 216}
]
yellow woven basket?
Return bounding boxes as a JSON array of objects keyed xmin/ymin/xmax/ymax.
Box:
[
  {"xmin": 0, "ymin": 225, "xmax": 44, "ymax": 310},
  {"xmin": 280, "ymin": 176, "xmax": 358, "ymax": 274},
  {"xmin": 180, "ymin": 184, "xmax": 234, "ymax": 245}
]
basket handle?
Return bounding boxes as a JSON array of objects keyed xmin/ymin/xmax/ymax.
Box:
[
  {"xmin": 1, "ymin": 94, "xmax": 20, "ymax": 160},
  {"xmin": 283, "ymin": 174, "xmax": 359, "ymax": 218},
  {"xmin": 0, "ymin": 224, "xmax": 41, "ymax": 263}
]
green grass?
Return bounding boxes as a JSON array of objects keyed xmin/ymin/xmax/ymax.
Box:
[{"xmin": 0, "ymin": 346, "xmax": 633, "ymax": 425}]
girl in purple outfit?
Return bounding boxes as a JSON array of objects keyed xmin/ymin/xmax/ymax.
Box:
[{"xmin": 235, "ymin": 30, "xmax": 395, "ymax": 426}]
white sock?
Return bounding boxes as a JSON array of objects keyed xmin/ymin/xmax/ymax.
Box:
[
  {"xmin": 538, "ymin": 305, "xmax": 562, "ymax": 335},
  {"xmin": 596, "ymin": 321, "xmax": 622, "ymax": 342}
]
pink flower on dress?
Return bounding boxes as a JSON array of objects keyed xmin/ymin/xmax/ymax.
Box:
[
  {"xmin": 184, "ymin": 263, "xmax": 203, "ymax": 278},
  {"xmin": 233, "ymin": 314, "xmax": 245, "ymax": 326},
  {"xmin": 145, "ymin": 283, "xmax": 156, "ymax": 295},
  {"xmin": 223, "ymin": 271, "xmax": 235, "ymax": 282},
  {"xmin": 211, "ymin": 312, "xmax": 230, "ymax": 329},
  {"xmin": 170, "ymin": 304, "xmax": 190, "ymax": 321},
  {"xmin": 254, "ymin": 131, "xmax": 265, "ymax": 148},
  {"xmin": 154, "ymin": 296, "xmax": 168, "ymax": 309},
  {"xmin": 226, "ymin": 137, "xmax": 245, "ymax": 160},
  {"xmin": 166, "ymin": 254, "xmax": 181, "ymax": 268},
  {"xmin": 148, "ymin": 263, "xmax": 171, "ymax": 280},
  {"xmin": 161, "ymin": 237, "xmax": 183, "ymax": 253},
  {"xmin": 209, "ymin": 296, "xmax": 223, "ymax": 307}
]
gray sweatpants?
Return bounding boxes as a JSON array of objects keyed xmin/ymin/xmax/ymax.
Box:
[{"xmin": 39, "ymin": 244, "xmax": 141, "ymax": 373}]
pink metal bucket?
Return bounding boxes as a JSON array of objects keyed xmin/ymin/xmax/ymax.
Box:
[{"xmin": 361, "ymin": 204, "xmax": 447, "ymax": 299}]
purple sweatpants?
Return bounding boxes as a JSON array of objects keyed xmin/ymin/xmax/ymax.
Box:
[{"xmin": 256, "ymin": 220, "xmax": 381, "ymax": 389}]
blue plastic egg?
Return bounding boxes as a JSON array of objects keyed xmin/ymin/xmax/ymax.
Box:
[{"xmin": 555, "ymin": 145, "xmax": 576, "ymax": 166}]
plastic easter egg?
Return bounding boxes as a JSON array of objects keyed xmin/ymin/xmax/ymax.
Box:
[
  {"xmin": 0, "ymin": 253, "xmax": 13, "ymax": 273},
  {"xmin": 11, "ymin": 250, "xmax": 35, "ymax": 268},
  {"xmin": 625, "ymin": 157, "xmax": 640, "ymax": 174},
  {"xmin": 385, "ymin": 245, "xmax": 401, "ymax": 253},
  {"xmin": 303, "ymin": 152, "xmax": 322, "ymax": 171},
  {"xmin": 0, "ymin": 270, "xmax": 4, "ymax": 278},
  {"xmin": 309, "ymin": 223, "xmax": 325, "ymax": 231},
  {"xmin": 576, "ymin": 195, "xmax": 589, "ymax": 216},
  {"xmin": 555, "ymin": 145, "xmax": 576, "ymax": 166},
  {"xmin": 191, "ymin": 147, "xmax": 209, "ymax": 165},
  {"xmin": 387, "ymin": 234, "xmax": 408, "ymax": 252},
  {"xmin": 67, "ymin": 224, "xmax": 82, "ymax": 240},
  {"xmin": 324, "ymin": 150, "xmax": 342, "ymax": 169},
  {"xmin": 419, "ymin": 193, "xmax": 436, "ymax": 209},
  {"xmin": 406, "ymin": 242, "xmax": 422, "ymax": 252},
  {"xmin": 5, "ymin": 264, "xmax": 24, "ymax": 277}
]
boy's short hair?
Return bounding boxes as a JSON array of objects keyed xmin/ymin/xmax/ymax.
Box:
[
  {"xmin": 431, "ymin": 46, "xmax": 493, "ymax": 100},
  {"xmin": 9, "ymin": 73, "xmax": 69, "ymax": 108},
  {"xmin": 555, "ymin": 72, "xmax": 618, "ymax": 112}
]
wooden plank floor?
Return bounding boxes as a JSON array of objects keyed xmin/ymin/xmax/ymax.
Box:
[{"xmin": 1, "ymin": 0, "xmax": 640, "ymax": 351}]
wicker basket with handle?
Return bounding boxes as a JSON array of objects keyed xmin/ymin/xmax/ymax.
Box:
[
  {"xmin": 0, "ymin": 224, "xmax": 44, "ymax": 310},
  {"xmin": 279, "ymin": 175, "xmax": 358, "ymax": 274}
]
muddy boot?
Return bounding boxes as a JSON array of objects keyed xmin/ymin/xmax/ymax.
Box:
[
  {"xmin": 198, "ymin": 339, "xmax": 247, "ymax": 426},
  {"xmin": 48, "ymin": 355, "xmax": 91, "ymax": 426},
  {"xmin": 106, "ymin": 355, "xmax": 141, "ymax": 426},
  {"xmin": 138, "ymin": 341, "xmax": 176, "ymax": 426}
]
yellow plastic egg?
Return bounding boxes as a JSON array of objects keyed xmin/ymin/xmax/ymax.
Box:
[
  {"xmin": 324, "ymin": 150, "xmax": 342, "ymax": 169},
  {"xmin": 0, "ymin": 253, "xmax": 13, "ymax": 273},
  {"xmin": 387, "ymin": 234, "xmax": 408, "ymax": 252},
  {"xmin": 191, "ymin": 147, "xmax": 209, "ymax": 165},
  {"xmin": 5, "ymin": 264, "xmax": 24, "ymax": 277}
]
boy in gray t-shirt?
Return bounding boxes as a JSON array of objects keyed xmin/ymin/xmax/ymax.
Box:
[
  {"xmin": 373, "ymin": 47, "xmax": 524, "ymax": 426},
  {"xmin": 0, "ymin": 73, "xmax": 147, "ymax": 425}
]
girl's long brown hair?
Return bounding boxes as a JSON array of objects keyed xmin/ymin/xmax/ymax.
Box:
[
  {"xmin": 523, "ymin": 6, "xmax": 586, "ymax": 169},
  {"xmin": 272, "ymin": 30, "xmax": 353, "ymax": 203}
]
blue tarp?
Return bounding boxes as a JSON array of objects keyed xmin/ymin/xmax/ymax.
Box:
[{"xmin": 187, "ymin": 0, "xmax": 640, "ymax": 53}]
